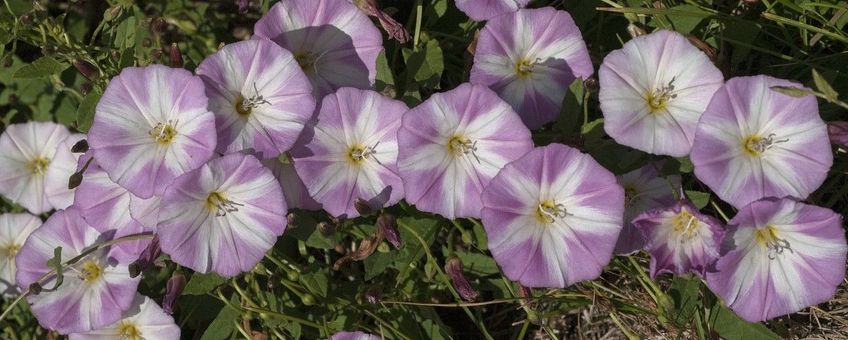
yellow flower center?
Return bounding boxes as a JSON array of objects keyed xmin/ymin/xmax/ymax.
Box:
[
  {"xmin": 742, "ymin": 133, "xmax": 787, "ymax": 157},
  {"xmin": 515, "ymin": 59, "xmax": 536, "ymax": 77},
  {"xmin": 754, "ymin": 225, "xmax": 794, "ymax": 259},
  {"xmin": 80, "ymin": 260, "xmax": 103, "ymax": 283},
  {"xmin": 645, "ymin": 77, "xmax": 678, "ymax": 113},
  {"xmin": 347, "ymin": 142, "xmax": 379, "ymax": 165},
  {"xmin": 447, "ymin": 135, "xmax": 480, "ymax": 163},
  {"xmin": 672, "ymin": 210, "xmax": 699, "ymax": 239},
  {"xmin": 294, "ymin": 50, "xmax": 316, "ymax": 72},
  {"xmin": 150, "ymin": 121, "xmax": 177, "ymax": 145},
  {"xmin": 623, "ymin": 186, "xmax": 638, "ymax": 207},
  {"xmin": 206, "ymin": 191, "xmax": 242, "ymax": 217},
  {"xmin": 234, "ymin": 95, "xmax": 252, "ymax": 116},
  {"xmin": 536, "ymin": 200, "xmax": 568, "ymax": 224},
  {"xmin": 28, "ymin": 156, "xmax": 50, "ymax": 175},
  {"xmin": 1, "ymin": 244, "xmax": 20, "ymax": 258},
  {"xmin": 117, "ymin": 321, "xmax": 142, "ymax": 340}
]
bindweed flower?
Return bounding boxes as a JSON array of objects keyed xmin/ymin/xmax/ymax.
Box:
[
  {"xmin": 445, "ymin": 257, "xmax": 479, "ymax": 301},
  {"xmin": 632, "ymin": 200, "xmax": 724, "ymax": 278},
  {"xmin": 254, "ymin": 0, "xmax": 383, "ymax": 97},
  {"xmin": 827, "ymin": 121, "xmax": 848, "ymax": 147},
  {"xmin": 73, "ymin": 154, "xmax": 154, "ymax": 262},
  {"xmin": 330, "ymin": 331, "xmax": 380, "ymax": 340},
  {"xmin": 599, "ymin": 30, "xmax": 724, "ymax": 157},
  {"xmin": 455, "ymin": 0, "xmax": 528, "ymax": 21},
  {"xmin": 162, "ymin": 272, "xmax": 185, "ymax": 315},
  {"xmin": 0, "ymin": 121, "xmax": 73, "ymax": 214},
  {"xmin": 377, "ymin": 213, "xmax": 400, "ymax": 249},
  {"xmin": 706, "ymin": 197, "xmax": 846, "ymax": 322},
  {"xmin": 15, "ymin": 208, "xmax": 140, "ymax": 334},
  {"xmin": 398, "ymin": 83, "xmax": 533, "ymax": 219},
  {"xmin": 44, "ymin": 133, "xmax": 85, "ymax": 210},
  {"xmin": 615, "ymin": 163, "xmax": 681, "ymax": 254},
  {"xmin": 0, "ymin": 213, "xmax": 41, "ymax": 295},
  {"xmin": 691, "ymin": 75, "xmax": 832, "ymax": 208},
  {"xmin": 157, "ymin": 152, "xmax": 286, "ymax": 277},
  {"xmin": 129, "ymin": 235, "xmax": 161, "ymax": 278},
  {"xmin": 352, "ymin": 0, "xmax": 410, "ymax": 43},
  {"xmin": 481, "ymin": 144, "xmax": 624, "ymax": 287},
  {"xmin": 262, "ymin": 154, "xmax": 321, "ymax": 211},
  {"xmin": 470, "ymin": 8, "xmax": 593, "ymax": 129},
  {"xmin": 88, "ymin": 65, "xmax": 217, "ymax": 199},
  {"xmin": 69, "ymin": 295, "xmax": 180, "ymax": 340},
  {"xmin": 196, "ymin": 39, "xmax": 315, "ymax": 158},
  {"xmin": 292, "ymin": 87, "xmax": 407, "ymax": 218}
]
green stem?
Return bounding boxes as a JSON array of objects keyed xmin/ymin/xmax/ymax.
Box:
[{"xmin": 412, "ymin": 0, "xmax": 423, "ymax": 49}]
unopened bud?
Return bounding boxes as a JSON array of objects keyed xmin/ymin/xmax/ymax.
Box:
[
  {"xmin": 353, "ymin": 197, "xmax": 374, "ymax": 216},
  {"xmin": 445, "ymin": 257, "xmax": 478, "ymax": 302},
  {"xmin": 237, "ymin": 0, "xmax": 250, "ymax": 14},
  {"xmin": 584, "ymin": 77, "xmax": 599, "ymax": 92},
  {"xmin": 68, "ymin": 171, "xmax": 84, "ymax": 190},
  {"xmin": 626, "ymin": 23, "xmax": 647, "ymax": 38},
  {"xmin": 150, "ymin": 18, "xmax": 167, "ymax": 34},
  {"xmin": 80, "ymin": 82, "xmax": 93, "ymax": 96},
  {"xmin": 129, "ymin": 235, "xmax": 161, "ymax": 277},
  {"xmin": 169, "ymin": 43, "xmax": 183, "ymax": 68},
  {"xmin": 365, "ymin": 287, "xmax": 381, "ymax": 304},
  {"xmin": 72, "ymin": 59, "xmax": 98, "ymax": 80},
  {"xmin": 377, "ymin": 213, "xmax": 400, "ymax": 249},
  {"xmin": 286, "ymin": 212, "xmax": 298, "ymax": 227},
  {"xmin": 151, "ymin": 48, "xmax": 163, "ymax": 60},
  {"xmin": 828, "ymin": 121, "xmax": 848, "ymax": 147},
  {"xmin": 162, "ymin": 272, "xmax": 186, "ymax": 314},
  {"xmin": 19, "ymin": 14, "xmax": 32, "ymax": 26},
  {"xmin": 28, "ymin": 282, "xmax": 42, "ymax": 295},
  {"xmin": 317, "ymin": 221, "xmax": 334, "ymax": 236}
]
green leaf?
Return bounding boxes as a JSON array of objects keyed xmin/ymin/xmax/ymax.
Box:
[
  {"xmin": 200, "ymin": 295, "xmax": 240, "ymax": 340},
  {"xmin": 402, "ymin": 39, "xmax": 444, "ymax": 90},
  {"xmin": 812, "ymin": 69, "xmax": 839, "ymax": 101},
  {"xmin": 364, "ymin": 250, "xmax": 395, "ymax": 279},
  {"xmin": 0, "ymin": 29, "xmax": 11, "ymax": 46},
  {"xmin": 375, "ymin": 50, "xmax": 395, "ymax": 89},
  {"xmin": 45, "ymin": 246, "xmax": 64, "ymax": 290},
  {"xmin": 182, "ymin": 272, "xmax": 227, "ymax": 295},
  {"xmin": 654, "ymin": 4, "xmax": 709, "ymax": 34},
  {"xmin": 455, "ymin": 251, "xmax": 499, "ymax": 276},
  {"xmin": 684, "ymin": 190, "xmax": 710, "ymax": 209},
  {"xmin": 299, "ymin": 268, "xmax": 329, "ymax": 297},
  {"xmin": 13, "ymin": 57, "xmax": 68, "ymax": 79},
  {"xmin": 667, "ymin": 276, "xmax": 700, "ymax": 325},
  {"xmin": 75, "ymin": 90, "xmax": 101, "ymax": 132},
  {"xmin": 286, "ymin": 213, "xmax": 337, "ymax": 249},
  {"xmin": 709, "ymin": 304, "xmax": 779, "ymax": 340},
  {"xmin": 770, "ymin": 85, "xmax": 813, "ymax": 98}
]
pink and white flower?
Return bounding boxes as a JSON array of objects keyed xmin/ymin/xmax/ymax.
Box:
[
  {"xmin": 88, "ymin": 65, "xmax": 217, "ymax": 199},
  {"xmin": 398, "ymin": 83, "xmax": 533, "ymax": 219},
  {"xmin": 196, "ymin": 38, "xmax": 315, "ymax": 158},
  {"xmin": 0, "ymin": 213, "xmax": 41, "ymax": 295},
  {"xmin": 69, "ymin": 295, "xmax": 180, "ymax": 340},
  {"xmin": 157, "ymin": 153, "xmax": 286, "ymax": 277},
  {"xmin": 292, "ymin": 87, "xmax": 407, "ymax": 218},
  {"xmin": 481, "ymin": 144, "xmax": 624, "ymax": 287}
]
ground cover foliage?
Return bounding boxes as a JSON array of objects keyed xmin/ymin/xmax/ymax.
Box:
[{"xmin": 1, "ymin": 0, "xmax": 847, "ymax": 339}]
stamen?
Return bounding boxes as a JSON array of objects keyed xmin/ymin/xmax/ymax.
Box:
[
  {"xmin": 150, "ymin": 119, "xmax": 179, "ymax": 145},
  {"xmin": 348, "ymin": 141, "xmax": 381, "ymax": 164},
  {"xmin": 743, "ymin": 133, "xmax": 789, "ymax": 156},
  {"xmin": 235, "ymin": 82, "xmax": 271, "ymax": 116},
  {"xmin": 1, "ymin": 244, "xmax": 20, "ymax": 258},
  {"xmin": 117, "ymin": 321, "xmax": 142, "ymax": 340},
  {"xmin": 755, "ymin": 225, "xmax": 794, "ymax": 260},
  {"xmin": 79, "ymin": 260, "xmax": 103, "ymax": 283},
  {"xmin": 516, "ymin": 58, "xmax": 542, "ymax": 77},
  {"xmin": 672, "ymin": 210, "xmax": 700, "ymax": 241},
  {"xmin": 646, "ymin": 76, "xmax": 678, "ymax": 112},
  {"xmin": 206, "ymin": 192, "xmax": 243, "ymax": 217},
  {"xmin": 536, "ymin": 200, "xmax": 570, "ymax": 224},
  {"xmin": 28, "ymin": 156, "xmax": 50, "ymax": 175},
  {"xmin": 448, "ymin": 136, "xmax": 481, "ymax": 163}
]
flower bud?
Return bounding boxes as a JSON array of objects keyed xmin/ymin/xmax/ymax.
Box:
[
  {"xmin": 365, "ymin": 287, "xmax": 381, "ymax": 304},
  {"xmin": 444, "ymin": 257, "xmax": 478, "ymax": 302},
  {"xmin": 80, "ymin": 82, "xmax": 93, "ymax": 96},
  {"xmin": 150, "ymin": 18, "xmax": 167, "ymax": 34},
  {"xmin": 72, "ymin": 59, "xmax": 98, "ymax": 80},
  {"xmin": 626, "ymin": 23, "xmax": 646, "ymax": 38},
  {"xmin": 237, "ymin": 0, "xmax": 250, "ymax": 14},
  {"xmin": 377, "ymin": 213, "xmax": 400, "ymax": 249},
  {"xmin": 129, "ymin": 235, "xmax": 161, "ymax": 277},
  {"xmin": 71, "ymin": 139, "xmax": 89, "ymax": 153},
  {"xmin": 828, "ymin": 121, "xmax": 848, "ymax": 147},
  {"xmin": 286, "ymin": 212, "xmax": 298, "ymax": 227},
  {"xmin": 583, "ymin": 77, "xmax": 599, "ymax": 92},
  {"xmin": 19, "ymin": 14, "xmax": 32, "ymax": 26},
  {"xmin": 169, "ymin": 43, "xmax": 183, "ymax": 68},
  {"xmin": 317, "ymin": 221, "xmax": 335, "ymax": 236},
  {"xmin": 28, "ymin": 282, "xmax": 42, "ymax": 295},
  {"xmin": 353, "ymin": 197, "xmax": 374, "ymax": 216},
  {"xmin": 162, "ymin": 272, "xmax": 186, "ymax": 314}
]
